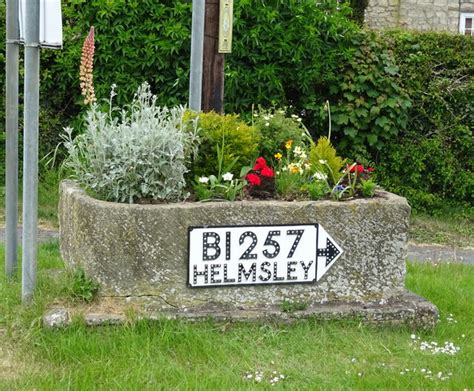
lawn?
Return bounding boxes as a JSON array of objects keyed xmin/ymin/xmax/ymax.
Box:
[{"xmin": 0, "ymin": 242, "xmax": 473, "ymax": 390}]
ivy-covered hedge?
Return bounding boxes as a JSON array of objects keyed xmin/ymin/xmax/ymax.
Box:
[
  {"xmin": 0, "ymin": 2, "xmax": 472, "ymax": 211},
  {"xmin": 1, "ymin": 0, "xmax": 408, "ymax": 154},
  {"xmin": 377, "ymin": 31, "xmax": 473, "ymax": 212}
]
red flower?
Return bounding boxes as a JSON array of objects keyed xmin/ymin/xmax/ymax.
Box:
[
  {"xmin": 348, "ymin": 164, "xmax": 365, "ymax": 173},
  {"xmin": 367, "ymin": 167, "xmax": 375, "ymax": 172},
  {"xmin": 253, "ymin": 157, "xmax": 267, "ymax": 171},
  {"xmin": 260, "ymin": 166, "xmax": 274, "ymax": 177},
  {"xmin": 246, "ymin": 173, "xmax": 261, "ymax": 186}
]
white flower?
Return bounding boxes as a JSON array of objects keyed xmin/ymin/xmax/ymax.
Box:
[
  {"xmin": 222, "ymin": 172, "xmax": 234, "ymax": 181},
  {"xmin": 264, "ymin": 116, "xmax": 270, "ymax": 120},
  {"xmin": 198, "ymin": 176, "xmax": 209, "ymax": 184},
  {"xmin": 293, "ymin": 146, "xmax": 303, "ymax": 156},
  {"xmin": 319, "ymin": 159, "xmax": 327, "ymax": 165},
  {"xmin": 313, "ymin": 172, "xmax": 327, "ymax": 181},
  {"xmin": 297, "ymin": 118, "xmax": 302, "ymax": 122},
  {"xmin": 265, "ymin": 122, "xmax": 270, "ymax": 127}
]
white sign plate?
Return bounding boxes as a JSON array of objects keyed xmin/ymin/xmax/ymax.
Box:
[
  {"xmin": 188, "ymin": 224, "xmax": 343, "ymax": 288},
  {"xmin": 19, "ymin": 0, "xmax": 63, "ymax": 49}
]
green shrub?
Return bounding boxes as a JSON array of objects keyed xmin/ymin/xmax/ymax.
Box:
[
  {"xmin": 229, "ymin": 2, "xmax": 410, "ymax": 153},
  {"xmin": 326, "ymin": 32, "xmax": 412, "ymax": 152},
  {"xmin": 251, "ymin": 108, "xmax": 308, "ymax": 164},
  {"xmin": 308, "ymin": 137, "xmax": 346, "ymax": 186},
  {"xmin": 63, "ymin": 83, "xmax": 199, "ymax": 203},
  {"xmin": 0, "ymin": 1, "xmax": 406, "ymax": 171},
  {"xmin": 188, "ymin": 111, "xmax": 260, "ymax": 178},
  {"xmin": 1, "ymin": 2, "xmax": 470, "ymax": 210},
  {"xmin": 378, "ymin": 133, "xmax": 473, "ymax": 212},
  {"xmin": 377, "ymin": 31, "xmax": 474, "ymax": 211}
]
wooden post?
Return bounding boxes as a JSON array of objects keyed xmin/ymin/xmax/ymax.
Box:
[{"xmin": 202, "ymin": 0, "xmax": 225, "ymax": 113}]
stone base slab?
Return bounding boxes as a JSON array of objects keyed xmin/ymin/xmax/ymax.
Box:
[{"xmin": 43, "ymin": 289, "xmax": 438, "ymax": 330}]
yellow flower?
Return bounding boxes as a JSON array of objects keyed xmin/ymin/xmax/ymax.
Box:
[
  {"xmin": 288, "ymin": 163, "xmax": 300, "ymax": 174},
  {"xmin": 274, "ymin": 152, "xmax": 282, "ymax": 160},
  {"xmin": 285, "ymin": 139, "xmax": 293, "ymax": 150}
]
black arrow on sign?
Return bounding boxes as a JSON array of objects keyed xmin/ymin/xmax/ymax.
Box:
[{"xmin": 317, "ymin": 238, "xmax": 341, "ymax": 266}]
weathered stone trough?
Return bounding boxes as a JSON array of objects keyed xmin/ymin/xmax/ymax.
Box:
[{"xmin": 59, "ymin": 180, "xmax": 438, "ymax": 327}]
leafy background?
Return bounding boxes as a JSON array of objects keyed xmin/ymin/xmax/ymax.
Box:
[{"xmin": 0, "ymin": 0, "xmax": 472, "ymax": 212}]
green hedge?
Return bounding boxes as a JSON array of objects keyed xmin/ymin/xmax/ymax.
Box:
[
  {"xmin": 228, "ymin": 1, "xmax": 410, "ymax": 153},
  {"xmin": 1, "ymin": 2, "xmax": 471, "ymax": 211},
  {"xmin": 1, "ymin": 1, "xmax": 408, "ymax": 155},
  {"xmin": 377, "ymin": 31, "xmax": 473, "ymax": 212}
]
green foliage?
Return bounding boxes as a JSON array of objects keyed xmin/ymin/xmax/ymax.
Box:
[
  {"xmin": 62, "ymin": 83, "xmax": 199, "ymax": 203},
  {"xmin": 378, "ymin": 135, "xmax": 473, "ymax": 212},
  {"xmin": 274, "ymin": 142, "xmax": 313, "ymax": 200},
  {"xmin": 377, "ymin": 31, "xmax": 474, "ymax": 211},
  {"xmin": 275, "ymin": 170, "xmax": 303, "ymax": 200},
  {"xmin": 280, "ymin": 300, "xmax": 308, "ymax": 313},
  {"xmin": 0, "ymin": 1, "xmax": 405, "ymax": 176},
  {"xmin": 1, "ymin": 2, "xmax": 470, "ymax": 209},
  {"xmin": 361, "ymin": 179, "xmax": 377, "ymax": 198},
  {"xmin": 189, "ymin": 111, "xmax": 260, "ymax": 178},
  {"xmin": 1, "ymin": 0, "xmax": 194, "ymax": 171},
  {"xmin": 193, "ymin": 141, "xmax": 250, "ymax": 202},
  {"xmin": 301, "ymin": 180, "xmax": 329, "ymax": 201},
  {"xmin": 326, "ymin": 32, "xmax": 412, "ymax": 152},
  {"xmin": 309, "ymin": 137, "xmax": 345, "ymax": 186},
  {"xmin": 67, "ymin": 269, "xmax": 100, "ymax": 303},
  {"xmin": 251, "ymin": 108, "xmax": 308, "ymax": 163}
]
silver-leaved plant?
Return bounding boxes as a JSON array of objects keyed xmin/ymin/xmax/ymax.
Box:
[{"xmin": 62, "ymin": 82, "xmax": 199, "ymax": 203}]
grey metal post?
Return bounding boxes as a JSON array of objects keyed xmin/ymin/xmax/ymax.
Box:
[
  {"xmin": 5, "ymin": 0, "xmax": 19, "ymax": 276},
  {"xmin": 22, "ymin": 0, "xmax": 40, "ymax": 302},
  {"xmin": 189, "ymin": 0, "xmax": 205, "ymax": 111}
]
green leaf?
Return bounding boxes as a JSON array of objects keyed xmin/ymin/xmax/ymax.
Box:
[
  {"xmin": 344, "ymin": 127, "xmax": 358, "ymax": 137},
  {"xmin": 384, "ymin": 65, "xmax": 399, "ymax": 75},
  {"xmin": 370, "ymin": 106, "xmax": 380, "ymax": 116},
  {"xmin": 367, "ymin": 134, "xmax": 378, "ymax": 145},
  {"xmin": 375, "ymin": 116, "xmax": 390, "ymax": 127},
  {"xmin": 334, "ymin": 113, "xmax": 350, "ymax": 125}
]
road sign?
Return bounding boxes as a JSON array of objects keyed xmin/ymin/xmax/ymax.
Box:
[
  {"xmin": 19, "ymin": 0, "xmax": 63, "ymax": 48},
  {"xmin": 188, "ymin": 223, "xmax": 343, "ymax": 287}
]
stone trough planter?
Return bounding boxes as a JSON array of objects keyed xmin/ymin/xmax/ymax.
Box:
[{"xmin": 59, "ymin": 180, "xmax": 438, "ymax": 327}]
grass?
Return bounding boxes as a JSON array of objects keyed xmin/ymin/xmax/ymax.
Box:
[
  {"xmin": 0, "ymin": 168, "xmax": 61, "ymax": 229},
  {"xmin": 0, "ymin": 242, "xmax": 473, "ymax": 390},
  {"xmin": 409, "ymin": 210, "xmax": 474, "ymax": 248}
]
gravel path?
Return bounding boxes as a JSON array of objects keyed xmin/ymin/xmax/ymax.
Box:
[{"xmin": 1, "ymin": 228, "xmax": 473, "ymax": 264}]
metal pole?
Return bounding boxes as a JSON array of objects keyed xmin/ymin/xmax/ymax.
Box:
[
  {"xmin": 22, "ymin": 0, "xmax": 40, "ymax": 302},
  {"xmin": 189, "ymin": 0, "xmax": 205, "ymax": 111},
  {"xmin": 5, "ymin": 0, "xmax": 20, "ymax": 277}
]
